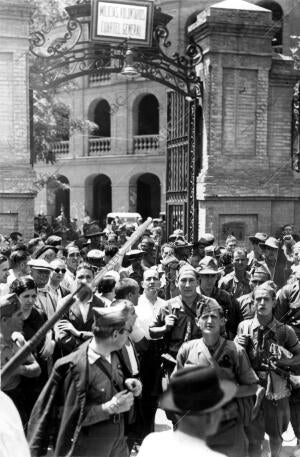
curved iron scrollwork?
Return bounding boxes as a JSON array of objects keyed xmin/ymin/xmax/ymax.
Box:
[{"xmin": 29, "ymin": 3, "xmax": 203, "ymax": 98}]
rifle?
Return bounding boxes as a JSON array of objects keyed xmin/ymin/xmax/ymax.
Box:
[
  {"xmin": 1, "ymin": 217, "xmax": 153, "ymax": 386},
  {"xmin": 93, "ymin": 217, "xmax": 153, "ymax": 288}
]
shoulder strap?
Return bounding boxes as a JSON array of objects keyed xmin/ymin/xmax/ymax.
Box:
[{"xmin": 94, "ymin": 356, "xmax": 122, "ymax": 392}]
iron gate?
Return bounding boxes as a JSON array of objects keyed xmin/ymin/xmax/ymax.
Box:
[{"xmin": 166, "ymin": 91, "xmax": 202, "ymax": 243}]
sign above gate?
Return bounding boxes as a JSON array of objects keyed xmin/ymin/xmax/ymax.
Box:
[{"xmin": 91, "ymin": 0, "xmax": 154, "ymax": 47}]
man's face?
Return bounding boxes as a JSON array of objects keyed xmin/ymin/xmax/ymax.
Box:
[
  {"xmin": 141, "ymin": 241, "xmax": 154, "ymax": 254},
  {"xmin": 200, "ymin": 274, "xmax": 217, "ymax": 295},
  {"xmin": 283, "ymin": 225, "xmax": 293, "ymax": 236},
  {"xmin": 233, "ymin": 252, "xmax": 247, "ymax": 273},
  {"xmin": 76, "ymin": 267, "xmax": 94, "ymax": 286},
  {"xmin": 19, "ymin": 289, "xmax": 37, "ymax": 316},
  {"xmin": 198, "ymin": 310, "xmax": 222, "ymax": 337},
  {"xmin": 20, "ymin": 257, "xmax": 30, "ymax": 275},
  {"xmin": 66, "ymin": 248, "xmax": 81, "ymax": 270},
  {"xmin": 31, "ymin": 268, "xmax": 51, "ymax": 288},
  {"xmin": 177, "ymin": 272, "xmax": 198, "ymax": 299},
  {"xmin": 142, "ymin": 272, "xmax": 160, "ymax": 293},
  {"xmin": 0, "ymin": 261, "xmax": 9, "ymax": 284},
  {"xmin": 161, "ymin": 246, "xmax": 174, "ymax": 260},
  {"xmin": 226, "ymin": 241, "xmax": 237, "ymax": 253},
  {"xmin": 264, "ymin": 247, "xmax": 277, "ymax": 263},
  {"xmin": 50, "ymin": 259, "xmax": 67, "ymax": 283},
  {"xmin": 254, "ymin": 289, "xmax": 274, "ymax": 317}
]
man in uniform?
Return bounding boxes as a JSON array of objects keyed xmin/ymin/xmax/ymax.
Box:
[
  {"xmin": 237, "ymin": 263, "xmax": 271, "ymax": 321},
  {"xmin": 176, "ymin": 301, "xmax": 261, "ymax": 457},
  {"xmin": 219, "ymin": 248, "xmax": 251, "ymax": 299},
  {"xmin": 28, "ymin": 302, "xmax": 142, "ymax": 457},
  {"xmin": 275, "ymin": 264, "xmax": 300, "ymax": 446},
  {"xmin": 236, "ymin": 283, "xmax": 300, "ymax": 457},
  {"xmin": 197, "ymin": 256, "xmax": 241, "ymax": 339},
  {"xmin": 150, "ymin": 265, "xmax": 219, "ymax": 373},
  {"xmin": 247, "ymin": 232, "xmax": 268, "ymax": 270}
]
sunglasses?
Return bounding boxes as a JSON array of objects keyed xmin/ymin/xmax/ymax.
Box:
[{"xmin": 53, "ymin": 268, "xmax": 66, "ymax": 274}]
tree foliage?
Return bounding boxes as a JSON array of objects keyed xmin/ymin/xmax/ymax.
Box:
[{"xmin": 29, "ymin": 0, "xmax": 96, "ymax": 163}]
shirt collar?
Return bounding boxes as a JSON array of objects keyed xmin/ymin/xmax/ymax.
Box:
[
  {"xmin": 252, "ymin": 315, "xmax": 277, "ymax": 331},
  {"xmin": 87, "ymin": 344, "xmax": 111, "ymax": 365}
]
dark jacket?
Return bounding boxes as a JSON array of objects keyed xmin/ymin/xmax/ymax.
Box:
[
  {"xmin": 28, "ymin": 341, "xmax": 134, "ymax": 457},
  {"xmin": 28, "ymin": 341, "xmax": 90, "ymax": 457},
  {"xmin": 55, "ymin": 295, "xmax": 104, "ymax": 356}
]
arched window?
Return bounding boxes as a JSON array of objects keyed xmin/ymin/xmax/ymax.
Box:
[
  {"xmin": 137, "ymin": 94, "xmax": 159, "ymax": 135},
  {"xmin": 93, "ymin": 99, "xmax": 111, "ymax": 137},
  {"xmin": 256, "ymin": 0, "xmax": 283, "ymax": 50}
]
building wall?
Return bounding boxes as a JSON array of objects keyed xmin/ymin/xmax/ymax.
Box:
[
  {"xmin": 34, "ymin": 0, "xmax": 300, "ymax": 238},
  {"xmin": 0, "ymin": 0, "xmax": 36, "ymax": 240}
]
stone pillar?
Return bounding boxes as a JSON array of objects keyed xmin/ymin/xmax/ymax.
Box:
[
  {"xmin": 190, "ymin": 0, "xmax": 300, "ymax": 245},
  {"xmin": 0, "ymin": 1, "xmax": 36, "ymax": 240}
]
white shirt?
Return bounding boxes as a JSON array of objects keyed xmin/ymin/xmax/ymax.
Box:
[
  {"xmin": 61, "ymin": 268, "xmax": 76, "ymax": 293},
  {"xmin": 0, "ymin": 391, "xmax": 31, "ymax": 457},
  {"xmin": 0, "ymin": 283, "xmax": 9, "ymax": 297},
  {"xmin": 137, "ymin": 430, "xmax": 226, "ymax": 457},
  {"xmin": 136, "ymin": 294, "xmax": 165, "ymax": 340}
]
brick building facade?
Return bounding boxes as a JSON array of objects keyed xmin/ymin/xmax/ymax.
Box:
[{"xmin": 0, "ymin": 0, "xmax": 36, "ymax": 240}]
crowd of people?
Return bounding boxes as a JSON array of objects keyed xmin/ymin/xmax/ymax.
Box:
[{"xmin": 1, "ymin": 218, "xmax": 300, "ymax": 457}]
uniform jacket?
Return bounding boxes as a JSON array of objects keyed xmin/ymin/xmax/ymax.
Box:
[{"xmin": 27, "ymin": 341, "xmax": 134, "ymax": 457}]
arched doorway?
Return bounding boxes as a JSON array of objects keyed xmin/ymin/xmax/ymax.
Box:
[
  {"xmin": 129, "ymin": 173, "xmax": 161, "ymax": 219},
  {"xmin": 47, "ymin": 175, "xmax": 70, "ymax": 221},
  {"xmin": 85, "ymin": 174, "xmax": 112, "ymax": 228}
]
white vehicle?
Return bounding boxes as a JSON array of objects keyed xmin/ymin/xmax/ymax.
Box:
[{"xmin": 106, "ymin": 212, "xmax": 142, "ymax": 225}]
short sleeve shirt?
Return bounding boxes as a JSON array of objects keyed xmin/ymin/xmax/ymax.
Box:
[
  {"xmin": 236, "ymin": 317, "xmax": 300, "ymax": 375},
  {"xmin": 150, "ymin": 294, "xmax": 218, "ymax": 357}
]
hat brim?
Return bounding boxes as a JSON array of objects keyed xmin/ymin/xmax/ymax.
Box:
[
  {"xmin": 260, "ymin": 242, "xmax": 278, "ymax": 250},
  {"xmin": 197, "ymin": 268, "xmax": 220, "ymax": 275},
  {"xmin": 159, "ymin": 379, "xmax": 237, "ymax": 414}
]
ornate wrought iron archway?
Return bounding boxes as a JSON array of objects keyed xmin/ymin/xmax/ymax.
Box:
[
  {"xmin": 30, "ymin": 1, "xmax": 203, "ymax": 99},
  {"xmin": 30, "ymin": 0, "xmax": 203, "ymax": 241}
]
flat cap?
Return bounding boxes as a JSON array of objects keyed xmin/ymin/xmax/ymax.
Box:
[
  {"xmin": 125, "ymin": 249, "xmax": 145, "ymax": 260},
  {"xmin": 197, "ymin": 256, "xmax": 219, "ymax": 275},
  {"xmin": 87, "ymin": 249, "xmax": 105, "ymax": 260},
  {"xmin": 45, "ymin": 235, "xmax": 63, "ymax": 246},
  {"xmin": 196, "ymin": 233, "xmax": 215, "ymax": 247},
  {"xmin": 260, "ymin": 237, "xmax": 279, "ymax": 250},
  {"xmin": 249, "ymin": 232, "xmax": 268, "ymax": 244},
  {"xmin": 27, "ymin": 259, "xmax": 52, "ymax": 270}
]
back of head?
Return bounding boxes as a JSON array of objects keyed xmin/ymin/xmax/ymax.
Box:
[
  {"xmin": 10, "ymin": 250, "xmax": 28, "ymax": 270},
  {"xmin": 98, "ymin": 276, "xmax": 116, "ymax": 294},
  {"xmin": 115, "ymin": 278, "xmax": 139, "ymax": 299}
]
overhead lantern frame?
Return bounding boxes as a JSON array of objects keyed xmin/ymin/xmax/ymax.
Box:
[{"xmin": 29, "ymin": 0, "xmax": 203, "ymax": 99}]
